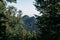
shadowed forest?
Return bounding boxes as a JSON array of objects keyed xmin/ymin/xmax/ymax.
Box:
[{"xmin": 0, "ymin": 0, "xmax": 60, "ymax": 40}]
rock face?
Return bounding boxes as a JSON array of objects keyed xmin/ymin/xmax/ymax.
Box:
[{"xmin": 22, "ymin": 15, "xmax": 37, "ymax": 31}]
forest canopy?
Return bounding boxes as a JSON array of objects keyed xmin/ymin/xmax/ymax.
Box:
[{"xmin": 0, "ymin": 0, "xmax": 60, "ymax": 40}]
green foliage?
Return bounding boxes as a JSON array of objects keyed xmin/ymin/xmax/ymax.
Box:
[
  {"xmin": 34, "ymin": 0, "xmax": 60, "ymax": 40},
  {"xmin": 5, "ymin": 6, "xmax": 25, "ymax": 40},
  {"xmin": 6, "ymin": 0, "xmax": 16, "ymax": 3},
  {"xmin": 0, "ymin": 0, "xmax": 37, "ymax": 40},
  {"xmin": 7, "ymin": 6, "xmax": 17, "ymax": 16},
  {"xmin": 0, "ymin": 0, "xmax": 17, "ymax": 40},
  {"xmin": 34, "ymin": 0, "xmax": 60, "ymax": 14}
]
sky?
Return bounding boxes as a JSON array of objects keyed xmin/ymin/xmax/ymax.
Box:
[{"xmin": 7, "ymin": 0, "xmax": 40, "ymax": 17}]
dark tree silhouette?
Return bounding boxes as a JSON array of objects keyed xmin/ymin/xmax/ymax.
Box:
[{"xmin": 34, "ymin": 0, "xmax": 60, "ymax": 40}]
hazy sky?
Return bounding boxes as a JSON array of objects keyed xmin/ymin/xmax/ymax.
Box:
[{"xmin": 7, "ymin": 0, "xmax": 39, "ymax": 17}]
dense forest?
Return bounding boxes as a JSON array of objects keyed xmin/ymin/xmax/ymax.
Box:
[{"xmin": 0, "ymin": 0, "xmax": 60, "ymax": 40}]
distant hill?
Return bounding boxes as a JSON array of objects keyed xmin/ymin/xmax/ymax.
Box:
[{"xmin": 22, "ymin": 15, "xmax": 37, "ymax": 31}]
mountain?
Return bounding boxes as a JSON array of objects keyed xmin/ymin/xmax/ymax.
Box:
[{"xmin": 22, "ymin": 15, "xmax": 37, "ymax": 31}]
